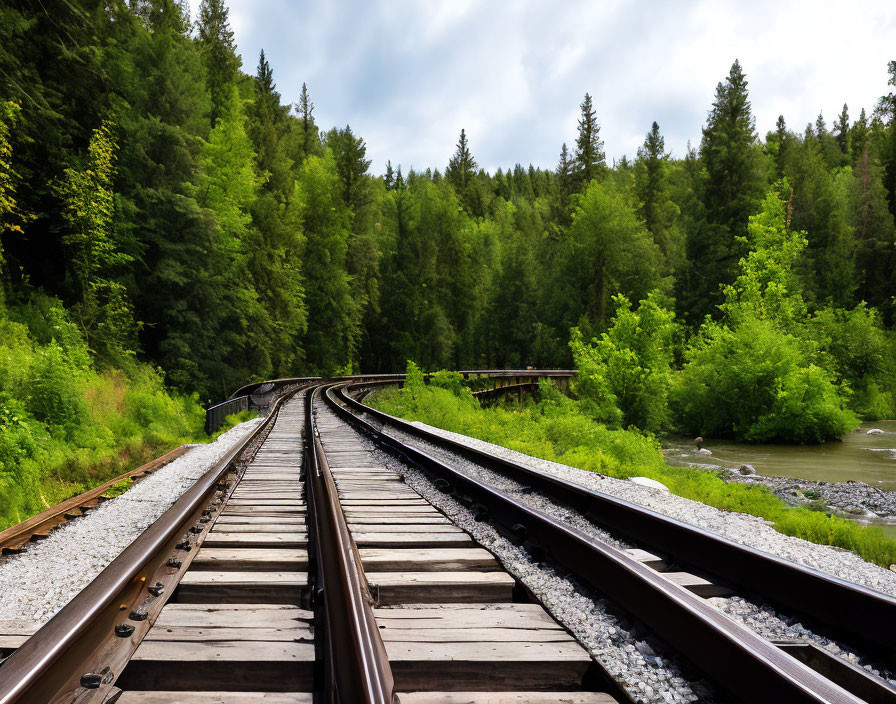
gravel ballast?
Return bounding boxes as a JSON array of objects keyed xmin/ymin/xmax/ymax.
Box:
[{"xmin": 0, "ymin": 418, "xmax": 262, "ymax": 629}]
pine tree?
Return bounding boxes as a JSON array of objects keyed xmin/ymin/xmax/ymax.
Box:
[
  {"xmin": 853, "ymin": 147, "xmax": 896, "ymax": 320},
  {"xmin": 446, "ymin": 128, "xmax": 477, "ymax": 194},
  {"xmin": 834, "ymin": 103, "xmax": 850, "ymax": 157},
  {"xmin": 635, "ymin": 121, "xmax": 680, "ymax": 267},
  {"xmin": 250, "ymin": 49, "xmax": 290, "ymax": 194},
  {"xmin": 573, "ymin": 93, "xmax": 605, "ymax": 190},
  {"xmin": 295, "ymin": 82, "xmax": 318, "ymax": 160},
  {"xmin": 815, "ymin": 112, "xmax": 827, "ymax": 138},
  {"xmin": 692, "ymin": 59, "xmax": 765, "ymax": 319},
  {"xmin": 878, "ymin": 60, "xmax": 896, "ymax": 218},
  {"xmin": 851, "ymin": 108, "xmax": 869, "ymax": 162},
  {"xmin": 197, "ymin": 0, "xmax": 240, "ymax": 128},
  {"xmin": 384, "ymin": 160, "xmax": 395, "ymax": 190}
]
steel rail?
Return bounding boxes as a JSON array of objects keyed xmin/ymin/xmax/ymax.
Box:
[
  {"xmin": 336, "ymin": 382, "xmax": 896, "ymax": 659},
  {"xmin": 325, "ymin": 382, "xmax": 870, "ymax": 704},
  {"xmin": 0, "ymin": 388, "xmax": 301, "ymax": 704},
  {"xmin": 0, "ymin": 445, "xmax": 190, "ymax": 553},
  {"xmin": 304, "ymin": 384, "xmax": 395, "ymax": 703}
]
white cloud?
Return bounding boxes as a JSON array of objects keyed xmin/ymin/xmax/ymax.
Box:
[{"xmin": 188, "ymin": 0, "xmax": 896, "ymax": 173}]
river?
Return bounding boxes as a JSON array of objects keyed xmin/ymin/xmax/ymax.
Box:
[{"xmin": 664, "ymin": 421, "xmax": 896, "ymax": 536}]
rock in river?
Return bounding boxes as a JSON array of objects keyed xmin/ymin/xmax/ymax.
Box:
[{"xmin": 866, "ymin": 428, "xmax": 885, "ymax": 435}]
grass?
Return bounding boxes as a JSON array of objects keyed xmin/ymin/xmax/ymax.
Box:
[{"xmin": 370, "ymin": 379, "xmax": 896, "ymax": 568}]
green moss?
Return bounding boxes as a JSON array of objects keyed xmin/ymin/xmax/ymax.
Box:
[{"xmin": 371, "ymin": 376, "xmax": 896, "ymax": 568}]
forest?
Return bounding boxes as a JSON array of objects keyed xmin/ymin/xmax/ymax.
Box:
[{"xmin": 1, "ymin": 1, "xmax": 896, "ymax": 523}]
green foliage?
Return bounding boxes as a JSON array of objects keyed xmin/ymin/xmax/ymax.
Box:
[
  {"xmin": 809, "ymin": 303, "xmax": 896, "ymax": 418},
  {"xmin": 372, "ymin": 381, "xmax": 896, "ymax": 567},
  {"xmin": 673, "ymin": 187, "xmax": 857, "ymax": 442},
  {"xmin": 0, "ymin": 299, "xmax": 208, "ymax": 530},
  {"xmin": 562, "ymin": 179, "xmax": 661, "ymax": 326},
  {"xmin": 570, "ymin": 292, "xmax": 677, "ymax": 431},
  {"xmin": 57, "ymin": 122, "xmax": 138, "ymax": 365},
  {"xmin": 428, "ymin": 369, "xmax": 466, "ymax": 396}
]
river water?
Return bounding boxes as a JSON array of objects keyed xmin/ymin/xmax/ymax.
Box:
[
  {"xmin": 664, "ymin": 421, "xmax": 896, "ymax": 490},
  {"xmin": 664, "ymin": 421, "xmax": 896, "ymax": 536}
]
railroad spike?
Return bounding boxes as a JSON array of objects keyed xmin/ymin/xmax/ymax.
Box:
[{"xmin": 147, "ymin": 582, "xmax": 164, "ymax": 597}]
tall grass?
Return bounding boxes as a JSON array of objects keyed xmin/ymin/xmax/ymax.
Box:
[
  {"xmin": 0, "ymin": 296, "xmax": 243, "ymax": 531},
  {"xmin": 370, "ymin": 378, "xmax": 896, "ymax": 568}
]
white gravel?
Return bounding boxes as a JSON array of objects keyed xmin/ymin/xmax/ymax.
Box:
[
  {"xmin": 0, "ymin": 419, "xmax": 262, "ymax": 629},
  {"xmin": 405, "ymin": 419, "xmax": 896, "ymax": 598}
]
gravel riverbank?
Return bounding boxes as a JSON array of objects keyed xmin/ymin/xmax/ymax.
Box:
[
  {"xmin": 0, "ymin": 418, "xmax": 262, "ymax": 629},
  {"xmin": 726, "ymin": 471, "xmax": 896, "ymax": 523}
]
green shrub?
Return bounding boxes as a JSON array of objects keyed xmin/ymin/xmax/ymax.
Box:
[
  {"xmin": 0, "ymin": 300, "xmax": 211, "ymax": 531},
  {"xmin": 672, "ymin": 317, "xmax": 857, "ymax": 443},
  {"xmin": 570, "ymin": 292, "xmax": 676, "ymax": 432}
]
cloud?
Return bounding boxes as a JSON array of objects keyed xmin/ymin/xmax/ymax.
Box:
[{"xmin": 188, "ymin": 0, "xmax": 896, "ymax": 174}]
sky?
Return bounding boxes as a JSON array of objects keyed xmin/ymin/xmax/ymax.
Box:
[{"xmin": 187, "ymin": 0, "xmax": 896, "ymax": 175}]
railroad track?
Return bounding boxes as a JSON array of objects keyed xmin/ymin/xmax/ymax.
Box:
[
  {"xmin": 0, "ymin": 446, "xmax": 191, "ymax": 554},
  {"xmin": 0, "ymin": 373, "xmax": 893, "ymax": 703}
]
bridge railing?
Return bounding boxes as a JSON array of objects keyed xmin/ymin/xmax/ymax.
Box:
[{"xmin": 204, "ymin": 395, "xmax": 249, "ymax": 435}]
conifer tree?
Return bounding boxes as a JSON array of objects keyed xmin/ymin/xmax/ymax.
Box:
[
  {"xmin": 878, "ymin": 61, "xmax": 896, "ymax": 218},
  {"xmin": 635, "ymin": 121, "xmax": 680, "ymax": 267},
  {"xmin": 853, "ymin": 148, "xmax": 896, "ymax": 320},
  {"xmin": 573, "ymin": 93, "xmax": 605, "ymax": 190},
  {"xmin": 446, "ymin": 128, "xmax": 477, "ymax": 194},
  {"xmin": 851, "ymin": 108, "xmax": 869, "ymax": 162},
  {"xmin": 197, "ymin": 0, "xmax": 240, "ymax": 128},
  {"xmin": 384, "ymin": 160, "xmax": 395, "ymax": 190},
  {"xmin": 834, "ymin": 103, "xmax": 850, "ymax": 157},
  {"xmin": 296, "ymin": 82, "xmax": 318, "ymax": 160},
  {"xmin": 690, "ymin": 59, "xmax": 765, "ymax": 319}
]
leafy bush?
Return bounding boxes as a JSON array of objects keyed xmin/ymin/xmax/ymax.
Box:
[
  {"xmin": 0, "ymin": 299, "xmax": 210, "ymax": 530},
  {"xmin": 808, "ymin": 304, "xmax": 896, "ymax": 419},
  {"xmin": 570, "ymin": 292, "xmax": 676, "ymax": 431},
  {"xmin": 672, "ymin": 317, "xmax": 856, "ymax": 442},
  {"xmin": 429, "ymin": 369, "xmax": 466, "ymax": 396},
  {"xmin": 672, "ymin": 185, "xmax": 857, "ymax": 443}
]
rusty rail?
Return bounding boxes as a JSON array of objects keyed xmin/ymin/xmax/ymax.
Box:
[
  {"xmin": 0, "ymin": 391, "xmax": 296, "ymax": 704},
  {"xmin": 305, "ymin": 384, "xmax": 395, "ymax": 703},
  {"xmin": 0, "ymin": 445, "xmax": 191, "ymax": 554}
]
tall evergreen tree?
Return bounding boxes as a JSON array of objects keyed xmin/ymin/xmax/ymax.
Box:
[
  {"xmin": 197, "ymin": 0, "xmax": 240, "ymax": 128},
  {"xmin": 689, "ymin": 59, "xmax": 765, "ymax": 320},
  {"xmin": 878, "ymin": 61, "xmax": 896, "ymax": 218},
  {"xmin": 295, "ymin": 82, "xmax": 319, "ymax": 161},
  {"xmin": 635, "ymin": 122, "xmax": 681, "ymax": 271},
  {"xmin": 572, "ymin": 93, "xmax": 605, "ymax": 190},
  {"xmin": 446, "ymin": 129, "xmax": 477, "ymax": 195},
  {"xmin": 834, "ymin": 103, "xmax": 850, "ymax": 157}
]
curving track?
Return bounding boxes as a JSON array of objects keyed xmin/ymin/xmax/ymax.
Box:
[{"xmin": 0, "ymin": 373, "xmax": 893, "ymax": 703}]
